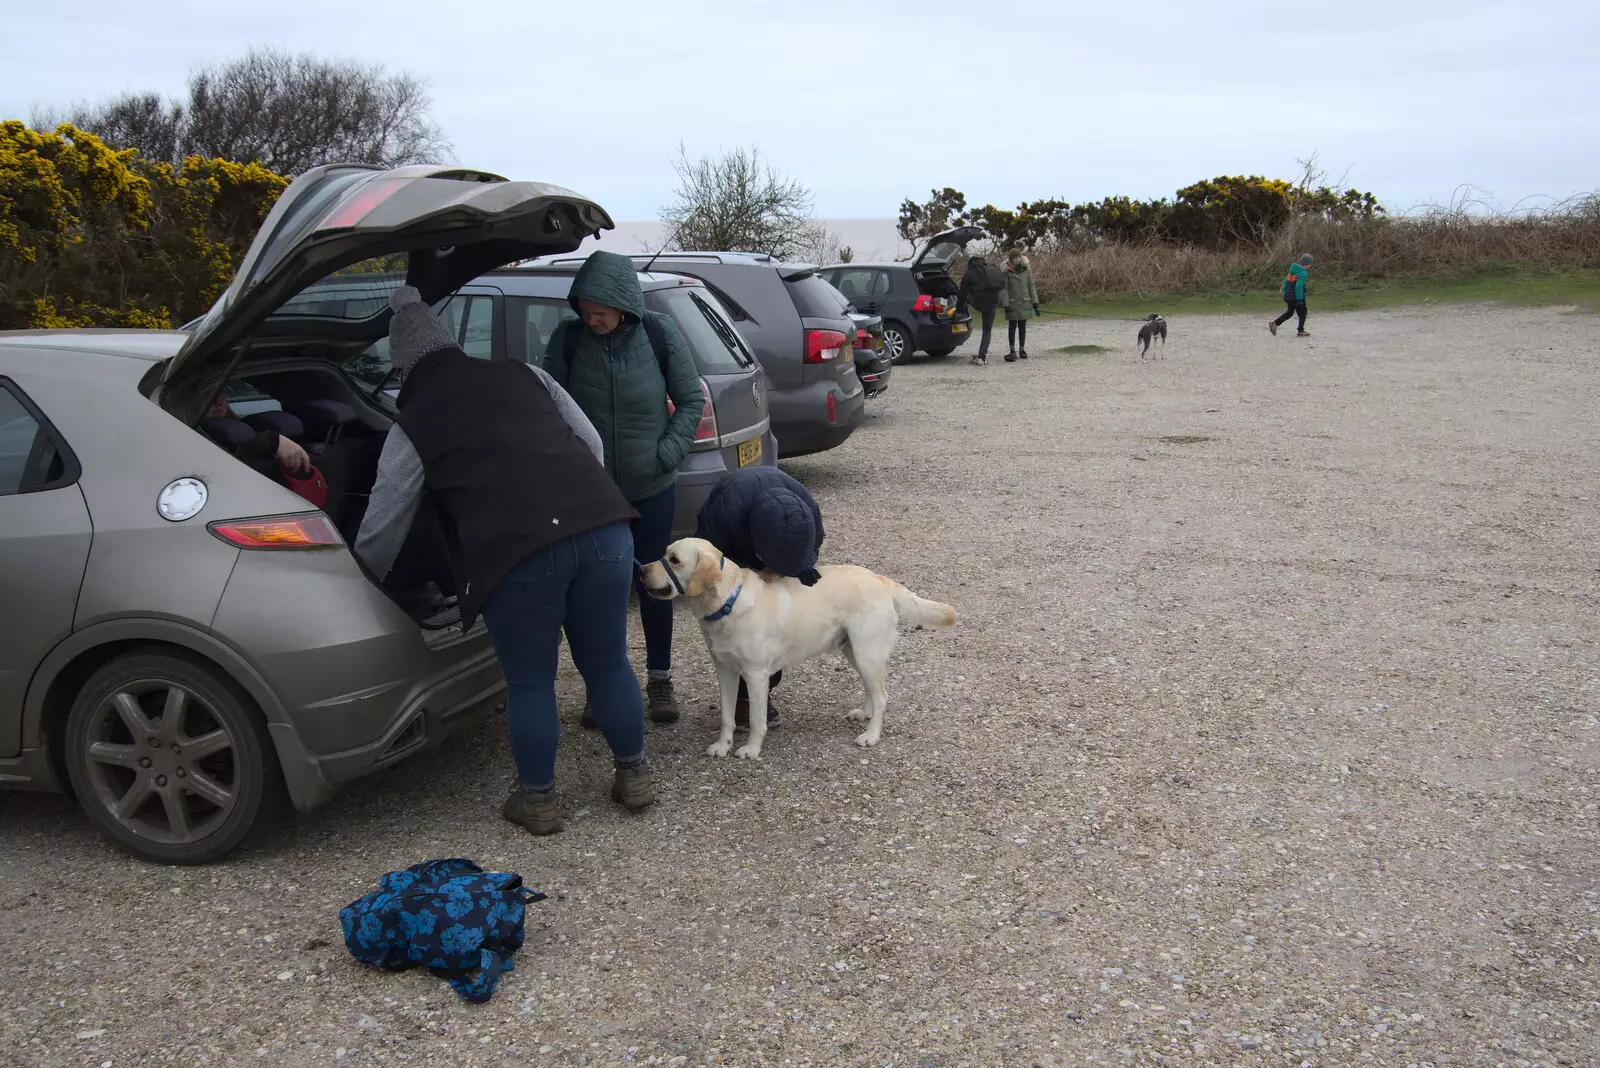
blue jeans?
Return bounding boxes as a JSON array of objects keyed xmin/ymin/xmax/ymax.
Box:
[
  {"xmin": 480, "ymin": 522, "xmax": 646, "ymax": 791},
  {"xmin": 630, "ymin": 485, "xmax": 677, "ymax": 673}
]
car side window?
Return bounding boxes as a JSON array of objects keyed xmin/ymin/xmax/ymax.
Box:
[
  {"xmin": 443, "ymin": 294, "xmax": 495, "ymax": 360},
  {"xmin": 0, "ymin": 379, "xmax": 78, "ymax": 496},
  {"xmin": 513, "ymin": 298, "xmax": 580, "ymax": 363},
  {"xmin": 346, "ymin": 294, "xmax": 494, "ymax": 387},
  {"xmin": 829, "ymin": 269, "xmax": 873, "ymax": 304},
  {"xmin": 828, "ymin": 268, "xmax": 892, "ymax": 305}
]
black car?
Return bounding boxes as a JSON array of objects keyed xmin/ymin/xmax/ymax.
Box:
[
  {"xmin": 848, "ymin": 310, "xmax": 891, "ymax": 397},
  {"xmin": 543, "ymin": 250, "xmax": 866, "ymax": 457},
  {"xmin": 818, "ymin": 226, "xmax": 983, "ymax": 363}
]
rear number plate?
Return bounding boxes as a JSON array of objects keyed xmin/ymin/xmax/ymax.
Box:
[
  {"xmin": 738, "ymin": 437, "xmax": 763, "ymax": 467},
  {"xmin": 952, "ymin": 323, "xmax": 968, "ymax": 334}
]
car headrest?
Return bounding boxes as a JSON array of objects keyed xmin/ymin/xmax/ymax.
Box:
[
  {"xmin": 289, "ymin": 399, "xmax": 358, "ymax": 437},
  {"xmin": 197, "ymin": 417, "xmax": 257, "ymax": 452},
  {"xmin": 243, "ymin": 410, "xmax": 306, "ymax": 441}
]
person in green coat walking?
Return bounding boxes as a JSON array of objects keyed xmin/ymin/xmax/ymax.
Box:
[
  {"xmin": 1269, "ymin": 253, "xmax": 1313, "ymax": 337},
  {"xmin": 1000, "ymin": 249, "xmax": 1041, "ymax": 362},
  {"xmin": 545, "ymin": 250, "xmax": 705, "ymax": 724}
]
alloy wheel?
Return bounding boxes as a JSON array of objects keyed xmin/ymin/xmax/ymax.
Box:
[
  {"xmin": 81, "ymin": 680, "xmax": 240, "ymax": 846},
  {"xmin": 883, "ymin": 325, "xmax": 909, "ymax": 363}
]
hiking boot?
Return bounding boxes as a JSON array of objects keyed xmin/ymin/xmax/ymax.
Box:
[
  {"xmin": 646, "ymin": 677, "xmax": 680, "ymax": 724},
  {"xmin": 1019, "ymin": 349, "xmax": 1029, "ymax": 359},
  {"xmin": 1296, "ymin": 330, "xmax": 1310, "ymax": 337},
  {"xmin": 1268, "ymin": 320, "xmax": 1278, "ymax": 336},
  {"xmin": 580, "ymin": 699, "xmax": 597, "ymax": 729},
  {"xmin": 1004, "ymin": 351, "xmax": 1017, "ymax": 363},
  {"xmin": 502, "ymin": 789, "xmax": 562, "ymax": 836},
  {"xmin": 610, "ymin": 763, "xmax": 656, "ymax": 811},
  {"xmin": 733, "ymin": 696, "xmax": 780, "ymax": 729}
]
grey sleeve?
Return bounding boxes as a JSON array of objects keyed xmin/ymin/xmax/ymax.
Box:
[
  {"xmin": 354, "ymin": 425, "xmax": 426, "ymax": 578},
  {"xmin": 524, "ymin": 362, "xmax": 603, "ymax": 465}
]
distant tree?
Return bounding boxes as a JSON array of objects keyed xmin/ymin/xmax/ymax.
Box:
[
  {"xmin": 659, "ymin": 144, "xmax": 818, "ymax": 259},
  {"xmin": 798, "ymin": 224, "xmax": 856, "ymax": 266},
  {"xmin": 70, "ymin": 48, "xmax": 450, "ymax": 174},
  {"xmin": 899, "ymin": 173, "xmax": 1385, "ymax": 252},
  {"xmin": 896, "ymin": 187, "xmax": 969, "ymax": 243}
]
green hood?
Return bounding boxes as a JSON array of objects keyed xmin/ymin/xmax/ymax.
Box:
[{"xmin": 568, "ymin": 250, "xmax": 645, "ymax": 322}]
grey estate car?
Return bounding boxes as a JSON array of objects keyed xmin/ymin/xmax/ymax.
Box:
[
  {"xmin": 339, "ymin": 264, "xmax": 777, "ymax": 535},
  {"xmin": 545, "ymin": 251, "xmax": 865, "ymax": 457},
  {"xmin": 0, "ymin": 162, "xmax": 655, "ymax": 864}
]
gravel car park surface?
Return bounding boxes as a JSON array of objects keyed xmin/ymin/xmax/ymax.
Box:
[{"xmin": 3, "ymin": 305, "xmax": 1597, "ymax": 1067}]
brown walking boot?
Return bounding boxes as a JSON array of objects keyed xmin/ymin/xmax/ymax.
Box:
[
  {"xmin": 646, "ymin": 677, "xmax": 681, "ymax": 723},
  {"xmin": 610, "ymin": 763, "xmax": 656, "ymax": 811},
  {"xmin": 502, "ymin": 788, "xmax": 562, "ymax": 836}
]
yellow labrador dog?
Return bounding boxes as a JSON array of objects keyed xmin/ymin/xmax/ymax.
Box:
[{"xmin": 639, "ymin": 538, "xmax": 956, "ymax": 759}]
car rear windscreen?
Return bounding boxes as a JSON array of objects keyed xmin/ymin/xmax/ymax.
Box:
[
  {"xmin": 651, "ymin": 289, "xmax": 754, "ymax": 375},
  {"xmin": 783, "ymin": 274, "xmax": 851, "ymax": 319}
]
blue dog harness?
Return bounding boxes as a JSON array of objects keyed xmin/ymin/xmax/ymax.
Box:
[{"xmin": 339, "ymin": 858, "xmax": 543, "ymax": 1003}]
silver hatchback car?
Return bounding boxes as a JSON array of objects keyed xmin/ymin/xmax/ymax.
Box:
[{"xmin": 0, "ymin": 163, "xmax": 658, "ymax": 864}]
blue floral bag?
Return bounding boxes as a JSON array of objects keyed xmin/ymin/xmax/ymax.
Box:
[{"xmin": 339, "ymin": 858, "xmax": 545, "ymax": 1003}]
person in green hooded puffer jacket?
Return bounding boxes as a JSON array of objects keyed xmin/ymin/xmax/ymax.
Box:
[
  {"xmin": 545, "ymin": 250, "xmax": 705, "ymax": 724},
  {"xmin": 1000, "ymin": 248, "xmax": 1041, "ymax": 362}
]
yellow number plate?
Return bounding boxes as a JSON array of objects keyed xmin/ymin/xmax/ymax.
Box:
[
  {"xmin": 952, "ymin": 323, "xmax": 968, "ymax": 334},
  {"xmin": 738, "ymin": 437, "xmax": 762, "ymax": 467}
]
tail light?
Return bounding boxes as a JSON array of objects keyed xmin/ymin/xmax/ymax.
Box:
[
  {"xmin": 666, "ymin": 378, "xmax": 719, "ymax": 444},
  {"xmin": 912, "ymin": 295, "xmax": 948, "ymax": 315},
  {"xmin": 805, "ymin": 329, "xmax": 848, "ymax": 363},
  {"xmin": 208, "ymin": 514, "xmax": 343, "ymax": 549},
  {"xmin": 827, "ymin": 392, "xmax": 837, "ymax": 424},
  {"xmin": 853, "ymin": 329, "xmax": 876, "ymax": 351}
]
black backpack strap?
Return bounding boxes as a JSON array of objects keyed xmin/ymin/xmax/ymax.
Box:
[{"xmin": 640, "ymin": 310, "xmax": 670, "ymax": 379}]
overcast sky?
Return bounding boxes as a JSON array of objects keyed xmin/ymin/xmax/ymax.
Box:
[{"xmin": 5, "ymin": 0, "xmax": 1596, "ymax": 221}]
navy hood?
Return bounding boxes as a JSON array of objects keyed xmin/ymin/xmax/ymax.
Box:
[{"xmin": 750, "ymin": 489, "xmax": 820, "ymax": 585}]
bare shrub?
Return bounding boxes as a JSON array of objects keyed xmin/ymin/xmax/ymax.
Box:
[
  {"xmin": 70, "ymin": 48, "xmax": 450, "ymax": 174},
  {"xmin": 660, "ymin": 144, "xmax": 819, "ymax": 260}
]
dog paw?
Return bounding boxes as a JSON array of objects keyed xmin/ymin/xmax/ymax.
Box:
[
  {"xmin": 845, "ymin": 707, "xmax": 870, "ymax": 722},
  {"xmin": 706, "ymin": 740, "xmax": 732, "ymax": 758},
  {"xmin": 854, "ymin": 731, "xmax": 881, "ymax": 748},
  {"xmin": 734, "ymin": 743, "xmax": 763, "ymax": 761}
]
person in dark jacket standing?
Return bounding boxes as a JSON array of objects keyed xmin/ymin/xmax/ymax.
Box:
[
  {"xmin": 693, "ymin": 466, "xmax": 825, "ymax": 727},
  {"xmin": 956, "ymin": 255, "xmax": 1004, "ymax": 364},
  {"xmin": 1269, "ymin": 253, "xmax": 1313, "ymax": 337},
  {"xmin": 545, "ymin": 251, "xmax": 704, "ymax": 726},
  {"xmin": 356, "ymin": 287, "xmax": 652, "ymax": 838},
  {"xmin": 1001, "ymin": 249, "xmax": 1041, "ymax": 362}
]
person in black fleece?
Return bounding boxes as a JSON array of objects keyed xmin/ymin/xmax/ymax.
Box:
[
  {"xmin": 355, "ymin": 287, "xmax": 652, "ymax": 838},
  {"xmin": 692, "ymin": 466, "xmax": 824, "ymax": 726}
]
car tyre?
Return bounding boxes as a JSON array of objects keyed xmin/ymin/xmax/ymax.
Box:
[
  {"xmin": 64, "ymin": 649, "xmax": 285, "ymax": 864},
  {"xmin": 882, "ymin": 322, "xmax": 913, "ymax": 364},
  {"xmin": 924, "ymin": 346, "xmax": 956, "ymax": 358}
]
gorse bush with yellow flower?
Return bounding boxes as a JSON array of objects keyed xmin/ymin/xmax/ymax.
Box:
[{"xmin": 0, "ymin": 121, "xmax": 288, "ymax": 331}]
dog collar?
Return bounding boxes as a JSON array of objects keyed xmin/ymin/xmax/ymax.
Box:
[{"xmin": 703, "ymin": 563, "xmax": 742, "ymax": 623}]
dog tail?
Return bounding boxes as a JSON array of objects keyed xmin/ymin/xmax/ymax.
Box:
[{"xmin": 887, "ymin": 580, "xmax": 957, "ymax": 630}]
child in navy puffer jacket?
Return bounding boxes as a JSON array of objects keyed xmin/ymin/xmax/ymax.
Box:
[{"xmin": 693, "ymin": 467, "xmax": 825, "ymax": 726}]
